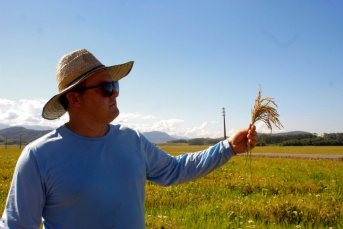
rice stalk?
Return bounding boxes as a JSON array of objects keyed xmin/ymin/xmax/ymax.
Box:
[{"xmin": 247, "ymin": 85, "xmax": 283, "ymax": 168}]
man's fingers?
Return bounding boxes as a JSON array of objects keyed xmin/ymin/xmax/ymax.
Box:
[
  {"xmin": 229, "ymin": 124, "xmax": 259, "ymax": 153},
  {"xmin": 248, "ymin": 133, "xmax": 258, "ymax": 141},
  {"xmin": 249, "ymin": 138, "xmax": 257, "ymax": 148},
  {"xmin": 248, "ymin": 125, "xmax": 258, "ymax": 137},
  {"xmin": 249, "ymin": 124, "xmax": 256, "ymax": 133},
  {"xmin": 232, "ymin": 128, "xmax": 247, "ymax": 143},
  {"xmin": 247, "ymin": 125, "xmax": 258, "ymax": 149}
]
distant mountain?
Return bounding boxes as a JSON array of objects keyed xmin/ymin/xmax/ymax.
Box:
[
  {"xmin": 21, "ymin": 125, "xmax": 53, "ymax": 131},
  {"xmin": 0, "ymin": 126, "xmax": 316, "ymax": 145},
  {"xmin": 171, "ymin": 135, "xmax": 189, "ymax": 140},
  {"xmin": 0, "ymin": 124, "xmax": 53, "ymax": 131},
  {"xmin": 0, "ymin": 126, "xmax": 51, "ymax": 143},
  {"xmin": 0, "ymin": 123, "xmax": 10, "ymax": 130},
  {"xmin": 141, "ymin": 131, "xmax": 177, "ymax": 144},
  {"xmin": 0, "ymin": 127, "xmax": 177, "ymax": 144},
  {"xmin": 273, "ymin": 131, "xmax": 312, "ymax": 136}
]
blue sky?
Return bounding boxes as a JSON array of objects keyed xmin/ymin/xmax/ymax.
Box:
[{"xmin": 0, "ymin": 0, "xmax": 342, "ymax": 138}]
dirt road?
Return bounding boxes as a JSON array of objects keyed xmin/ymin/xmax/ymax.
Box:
[{"xmin": 237, "ymin": 153, "xmax": 343, "ymax": 160}]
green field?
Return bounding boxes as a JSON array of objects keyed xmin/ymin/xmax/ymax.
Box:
[
  {"xmin": 1, "ymin": 146, "xmax": 342, "ymax": 228},
  {"xmin": 0, "ymin": 148, "xmax": 21, "ymax": 214},
  {"xmin": 250, "ymin": 145, "xmax": 343, "ymax": 155},
  {"xmin": 157, "ymin": 144, "xmax": 343, "ymax": 155}
]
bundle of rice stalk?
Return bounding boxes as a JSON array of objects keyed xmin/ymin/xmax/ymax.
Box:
[{"xmin": 247, "ymin": 85, "xmax": 283, "ymax": 166}]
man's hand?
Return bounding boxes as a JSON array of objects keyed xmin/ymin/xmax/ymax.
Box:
[{"xmin": 228, "ymin": 124, "xmax": 258, "ymax": 154}]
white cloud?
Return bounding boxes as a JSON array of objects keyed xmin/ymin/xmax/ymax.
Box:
[
  {"xmin": 0, "ymin": 99, "xmax": 15, "ymax": 111},
  {"xmin": 255, "ymin": 122, "xmax": 286, "ymax": 134},
  {"xmin": 112, "ymin": 112, "xmax": 144, "ymax": 123},
  {"xmin": 0, "ymin": 99, "xmax": 68, "ymax": 129},
  {"xmin": 0, "ymin": 99, "xmax": 229, "ymax": 138},
  {"xmin": 151, "ymin": 119, "xmax": 184, "ymax": 131},
  {"xmin": 184, "ymin": 122, "xmax": 208, "ymax": 136},
  {"xmin": 147, "ymin": 120, "xmax": 222, "ymax": 139},
  {"xmin": 142, "ymin": 115, "xmax": 157, "ymax": 120},
  {"xmin": 227, "ymin": 128, "xmax": 237, "ymax": 137},
  {"xmin": 113, "ymin": 118, "xmax": 185, "ymax": 135},
  {"xmin": 113, "ymin": 117, "xmax": 223, "ymax": 138}
]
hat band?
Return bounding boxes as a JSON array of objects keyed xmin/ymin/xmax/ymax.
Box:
[{"xmin": 66, "ymin": 64, "xmax": 105, "ymax": 88}]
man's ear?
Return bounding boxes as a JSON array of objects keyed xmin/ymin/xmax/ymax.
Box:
[{"xmin": 66, "ymin": 92, "xmax": 82, "ymax": 108}]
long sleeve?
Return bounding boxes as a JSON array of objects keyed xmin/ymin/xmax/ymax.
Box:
[
  {"xmin": 1, "ymin": 125, "xmax": 236, "ymax": 229},
  {"xmin": 1, "ymin": 146, "xmax": 45, "ymax": 229},
  {"xmin": 144, "ymin": 137, "xmax": 235, "ymax": 187}
]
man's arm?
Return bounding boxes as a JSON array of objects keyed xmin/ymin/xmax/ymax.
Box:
[
  {"xmin": 0, "ymin": 146, "xmax": 45, "ymax": 229},
  {"xmin": 144, "ymin": 125, "xmax": 258, "ymax": 187}
]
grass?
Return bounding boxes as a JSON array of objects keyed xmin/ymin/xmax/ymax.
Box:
[
  {"xmin": 251, "ymin": 145, "xmax": 343, "ymax": 155},
  {"xmin": 149, "ymin": 144, "xmax": 343, "ymax": 228},
  {"xmin": 157, "ymin": 144, "xmax": 343, "ymax": 156},
  {"xmin": 0, "ymin": 148, "xmax": 21, "ymax": 214},
  {"xmin": 156, "ymin": 143, "xmax": 211, "ymax": 154},
  {"xmin": 145, "ymin": 157, "xmax": 343, "ymax": 228},
  {"xmin": 1, "ymin": 146, "xmax": 342, "ymax": 228}
]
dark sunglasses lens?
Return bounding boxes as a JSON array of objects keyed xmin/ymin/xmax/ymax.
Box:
[
  {"xmin": 102, "ymin": 81, "xmax": 119, "ymax": 97},
  {"xmin": 114, "ymin": 81, "xmax": 119, "ymax": 94}
]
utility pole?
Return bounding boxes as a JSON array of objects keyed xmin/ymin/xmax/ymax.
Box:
[
  {"xmin": 222, "ymin": 107, "xmax": 227, "ymax": 140},
  {"xmin": 20, "ymin": 134, "xmax": 22, "ymax": 149},
  {"xmin": 5, "ymin": 136, "xmax": 7, "ymax": 149}
]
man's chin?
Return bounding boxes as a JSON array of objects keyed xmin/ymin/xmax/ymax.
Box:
[{"xmin": 109, "ymin": 108, "xmax": 120, "ymax": 122}]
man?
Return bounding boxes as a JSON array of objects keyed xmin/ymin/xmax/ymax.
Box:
[{"xmin": 0, "ymin": 49, "xmax": 257, "ymax": 229}]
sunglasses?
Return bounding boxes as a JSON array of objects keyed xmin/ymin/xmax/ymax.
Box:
[{"xmin": 72, "ymin": 81, "xmax": 119, "ymax": 97}]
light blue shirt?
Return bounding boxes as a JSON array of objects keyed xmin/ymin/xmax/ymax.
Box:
[{"xmin": 1, "ymin": 124, "xmax": 235, "ymax": 229}]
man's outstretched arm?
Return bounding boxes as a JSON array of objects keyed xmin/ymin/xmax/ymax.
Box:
[{"xmin": 145, "ymin": 125, "xmax": 258, "ymax": 186}]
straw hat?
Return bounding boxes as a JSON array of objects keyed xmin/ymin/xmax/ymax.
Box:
[{"xmin": 42, "ymin": 49, "xmax": 134, "ymax": 120}]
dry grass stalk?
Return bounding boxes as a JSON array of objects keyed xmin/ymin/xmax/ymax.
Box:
[
  {"xmin": 251, "ymin": 85, "xmax": 283, "ymax": 131},
  {"xmin": 247, "ymin": 85, "xmax": 283, "ymax": 166}
]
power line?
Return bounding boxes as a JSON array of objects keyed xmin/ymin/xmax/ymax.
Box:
[{"xmin": 222, "ymin": 107, "xmax": 227, "ymax": 140}]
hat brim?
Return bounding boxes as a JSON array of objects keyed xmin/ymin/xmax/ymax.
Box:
[{"xmin": 42, "ymin": 61, "xmax": 134, "ymax": 120}]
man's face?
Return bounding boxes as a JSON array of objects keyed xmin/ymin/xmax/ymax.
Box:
[{"xmin": 78, "ymin": 69, "xmax": 120, "ymax": 124}]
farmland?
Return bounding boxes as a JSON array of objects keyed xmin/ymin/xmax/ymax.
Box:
[
  {"xmin": 1, "ymin": 145, "xmax": 342, "ymax": 228},
  {"xmin": 158, "ymin": 144, "xmax": 343, "ymax": 155}
]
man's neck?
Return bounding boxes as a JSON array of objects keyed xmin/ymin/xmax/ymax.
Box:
[{"xmin": 66, "ymin": 121, "xmax": 109, "ymax": 138}]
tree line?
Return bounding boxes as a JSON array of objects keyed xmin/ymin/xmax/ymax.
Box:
[
  {"xmin": 259, "ymin": 133, "xmax": 343, "ymax": 146},
  {"xmin": 168, "ymin": 133, "xmax": 343, "ymax": 146},
  {"xmin": 0, "ymin": 127, "xmax": 50, "ymax": 145},
  {"xmin": 0, "ymin": 137, "xmax": 28, "ymax": 147},
  {"xmin": 280, "ymin": 138, "xmax": 343, "ymax": 146},
  {"xmin": 168, "ymin": 138, "xmax": 223, "ymax": 145},
  {"xmin": 2, "ymin": 132, "xmax": 342, "ymax": 147}
]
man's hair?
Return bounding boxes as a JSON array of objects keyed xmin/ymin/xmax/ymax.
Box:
[
  {"xmin": 59, "ymin": 93, "xmax": 69, "ymax": 110},
  {"xmin": 59, "ymin": 82, "xmax": 86, "ymax": 111}
]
